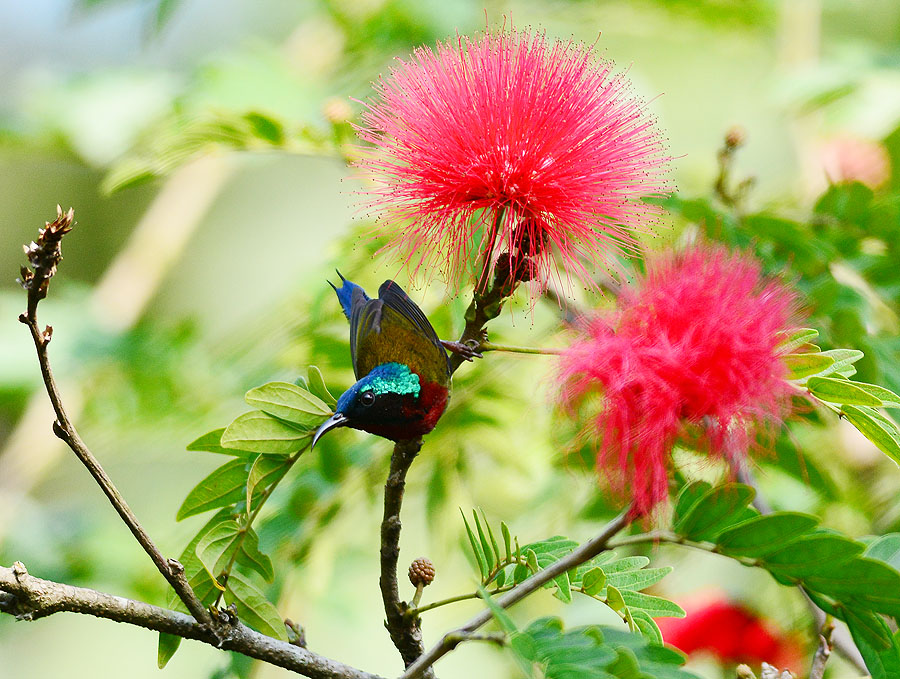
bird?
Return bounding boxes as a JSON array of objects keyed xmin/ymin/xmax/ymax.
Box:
[{"xmin": 312, "ymin": 273, "xmax": 453, "ymax": 446}]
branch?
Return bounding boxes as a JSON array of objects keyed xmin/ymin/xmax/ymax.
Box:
[
  {"xmin": 379, "ymin": 438, "xmax": 432, "ymax": 674},
  {"xmin": 17, "ymin": 207, "xmax": 210, "ymax": 627},
  {"xmin": 400, "ymin": 508, "xmax": 633, "ymax": 679},
  {"xmin": 809, "ymin": 619, "xmax": 834, "ymax": 679},
  {"xmin": 0, "ymin": 563, "xmax": 382, "ymax": 679}
]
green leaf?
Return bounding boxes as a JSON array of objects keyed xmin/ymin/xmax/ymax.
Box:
[
  {"xmin": 853, "ymin": 383, "xmax": 900, "ymax": 409},
  {"xmin": 866, "ymin": 534, "xmax": 900, "ymax": 571},
  {"xmin": 762, "ymin": 533, "xmax": 864, "ymax": 577},
  {"xmin": 847, "ymin": 611, "xmax": 900, "ymax": 679},
  {"xmin": 245, "ymin": 382, "xmax": 331, "ymax": 428},
  {"xmin": 674, "ymin": 484, "xmax": 756, "ymax": 541},
  {"xmin": 483, "ymin": 511, "xmax": 501, "ymax": 568},
  {"xmin": 804, "ymin": 558, "xmax": 900, "ymax": 614},
  {"xmin": 607, "ymin": 647, "xmax": 642, "ymax": 678},
  {"xmin": 157, "ymin": 633, "xmax": 181, "ymax": 669},
  {"xmin": 630, "ymin": 609, "xmax": 663, "ymax": 645},
  {"xmin": 224, "ymin": 572, "xmax": 288, "ymax": 641},
  {"xmin": 176, "ymin": 459, "xmax": 247, "ymax": 520},
  {"xmin": 222, "ymin": 410, "xmax": 311, "ymax": 455},
  {"xmin": 246, "ymin": 454, "xmax": 292, "ymax": 513},
  {"xmin": 717, "ymin": 512, "xmax": 819, "ymax": 557},
  {"xmin": 473, "ymin": 510, "xmax": 495, "ymax": 571},
  {"xmin": 582, "ymin": 568, "xmax": 607, "ymax": 595},
  {"xmin": 807, "ymin": 376, "xmax": 885, "ymax": 406},
  {"xmin": 784, "ymin": 352, "xmax": 835, "ymax": 380},
  {"xmin": 620, "ymin": 590, "xmax": 685, "ymax": 618},
  {"xmin": 842, "ymin": 405, "xmax": 900, "ymax": 465},
  {"xmin": 672, "ymin": 481, "xmax": 712, "ymax": 527},
  {"xmin": 306, "ymin": 366, "xmax": 337, "ymax": 408},
  {"xmin": 605, "ymin": 566, "xmax": 673, "ymax": 593},
  {"xmin": 606, "ymin": 585, "xmax": 626, "ymax": 613},
  {"xmin": 186, "ymin": 428, "xmax": 252, "ymax": 457},
  {"xmin": 817, "ymin": 349, "xmax": 866, "ymax": 377},
  {"xmin": 777, "ymin": 328, "xmax": 819, "ymax": 352},
  {"xmin": 461, "ymin": 510, "xmax": 488, "ymax": 579},
  {"xmin": 196, "ymin": 519, "xmax": 242, "ymax": 579},
  {"xmin": 603, "ymin": 556, "xmax": 650, "ymax": 574},
  {"xmin": 501, "ymin": 521, "xmax": 512, "ymax": 561},
  {"xmin": 243, "ymin": 112, "xmax": 285, "ymax": 145},
  {"xmin": 237, "ymin": 526, "xmax": 275, "ymax": 583},
  {"xmin": 478, "ymin": 585, "xmax": 518, "ymax": 635}
]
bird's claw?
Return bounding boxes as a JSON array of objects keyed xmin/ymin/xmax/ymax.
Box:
[{"xmin": 441, "ymin": 339, "xmax": 483, "ymax": 361}]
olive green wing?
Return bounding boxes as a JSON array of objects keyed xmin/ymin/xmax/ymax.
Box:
[{"xmin": 350, "ymin": 281, "xmax": 450, "ymax": 387}]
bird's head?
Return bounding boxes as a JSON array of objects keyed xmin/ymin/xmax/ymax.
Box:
[{"xmin": 312, "ymin": 362, "xmax": 422, "ymax": 447}]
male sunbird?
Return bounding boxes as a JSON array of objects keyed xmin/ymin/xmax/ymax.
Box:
[{"xmin": 312, "ymin": 275, "xmax": 453, "ymax": 446}]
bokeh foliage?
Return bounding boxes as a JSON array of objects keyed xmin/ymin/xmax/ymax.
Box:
[{"xmin": 3, "ymin": 1, "xmax": 900, "ymax": 678}]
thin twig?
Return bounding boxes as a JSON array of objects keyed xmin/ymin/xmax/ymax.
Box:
[
  {"xmin": 809, "ymin": 618, "xmax": 834, "ymax": 679},
  {"xmin": 406, "ymin": 585, "xmax": 516, "ymax": 618},
  {"xmin": 400, "ymin": 508, "xmax": 633, "ymax": 679},
  {"xmin": 0, "ymin": 563, "xmax": 381, "ymax": 679},
  {"xmin": 17, "ymin": 207, "xmax": 210, "ymax": 627},
  {"xmin": 379, "ymin": 438, "xmax": 432, "ymax": 675}
]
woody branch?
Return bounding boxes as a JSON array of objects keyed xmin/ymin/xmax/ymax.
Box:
[{"xmin": 6, "ymin": 205, "xmax": 377, "ymax": 679}]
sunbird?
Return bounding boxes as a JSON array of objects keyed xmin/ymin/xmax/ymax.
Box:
[{"xmin": 312, "ymin": 274, "xmax": 453, "ymax": 446}]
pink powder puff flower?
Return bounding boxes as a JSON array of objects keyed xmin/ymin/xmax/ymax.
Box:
[
  {"xmin": 557, "ymin": 246, "xmax": 802, "ymax": 516},
  {"xmin": 355, "ymin": 29, "xmax": 669, "ymax": 294}
]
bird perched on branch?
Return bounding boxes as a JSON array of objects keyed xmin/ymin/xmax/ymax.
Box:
[{"xmin": 312, "ymin": 274, "xmax": 453, "ymax": 446}]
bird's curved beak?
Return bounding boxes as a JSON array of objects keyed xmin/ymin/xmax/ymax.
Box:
[{"xmin": 312, "ymin": 412, "xmax": 349, "ymax": 449}]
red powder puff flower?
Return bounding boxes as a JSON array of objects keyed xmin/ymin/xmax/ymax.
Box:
[
  {"xmin": 658, "ymin": 598, "xmax": 805, "ymax": 672},
  {"xmin": 355, "ymin": 29, "xmax": 669, "ymax": 294},
  {"xmin": 557, "ymin": 246, "xmax": 801, "ymax": 516}
]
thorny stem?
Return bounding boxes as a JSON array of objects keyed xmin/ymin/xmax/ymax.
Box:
[
  {"xmin": 400, "ymin": 508, "xmax": 633, "ymax": 679},
  {"xmin": 379, "ymin": 438, "xmax": 433, "ymax": 675},
  {"xmin": 17, "ymin": 208, "xmax": 211, "ymax": 628}
]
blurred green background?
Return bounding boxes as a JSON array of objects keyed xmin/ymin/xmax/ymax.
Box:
[{"xmin": 2, "ymin": 1, "xmax": 900, "ymax": 678}]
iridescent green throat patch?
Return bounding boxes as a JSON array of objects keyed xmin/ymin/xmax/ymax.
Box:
[{"xmin": 367, "ymin": 362, "xmax": 421, "ymax": 397}]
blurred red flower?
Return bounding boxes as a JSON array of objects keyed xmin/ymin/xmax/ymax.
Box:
[
  {"xmin": 557, "ymin": 246, "xmax": 801, "ymax": 515},
  {"xmin": 355, "ymin": 29, "xmax": 669, "ymax": 294},
  {"xmin": 658, "ymin": 599, "xmax": 805, "ymax": 672}
]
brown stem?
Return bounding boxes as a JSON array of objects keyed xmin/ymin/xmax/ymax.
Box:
[
  {"xmin": 809, "ymin": 618, "xmax": 834, "ymax": 679},
  {"xmin": 0, "ymin": 563, "xmax": 381, "ymax": 679},
  {"xmin": 18, "ymin": 209, "xmax": 211, "ymax": 628},
  {"xmin": 379, "ymin": 438, "xmax": 432, "ymax": 675},
  {"xmin": 400, "ymin": 508, "xmax": 632, "ymax": 679}
]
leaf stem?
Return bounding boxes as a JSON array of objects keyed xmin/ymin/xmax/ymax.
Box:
[
  {"xmin": 478, "ymin": 341, "xmax": 564, "ymax": 356},
  {"xmin": 213, "ymin": 450, "xmax": 304, "ymax": 607},
  {"xmin": 407, "ymin": 585, "xmax": 516, "ymax": 618}
]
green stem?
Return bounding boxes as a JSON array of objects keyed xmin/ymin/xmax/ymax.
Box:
[
  {"xmin": 213, "ymin": 449, "xmax": 303, "ymax": 607},
  {"xmin": 407, "ymin": 585, "xmax": 516, "ymax": 618},
  {"xmin": 479, "ymin": 341, "xmax": 564, "ymax": 356},
  {"xmin": 607, "ymin": 531, "xmax": 759, "ymax": 567}
]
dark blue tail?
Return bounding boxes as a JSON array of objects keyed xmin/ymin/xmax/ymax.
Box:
[{"xmin": 329, "ymin": 271, "xmax": 370, "ymax": 321}]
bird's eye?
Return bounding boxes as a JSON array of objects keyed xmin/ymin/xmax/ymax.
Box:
[{"xmin": 359, "ymin": 390, "xmax": 376, "ymax": 407}]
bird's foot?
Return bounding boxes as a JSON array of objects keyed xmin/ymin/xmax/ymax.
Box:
[{"xmin": 440, "ymin": 339, "xmax": 483, "ymax": 361}]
